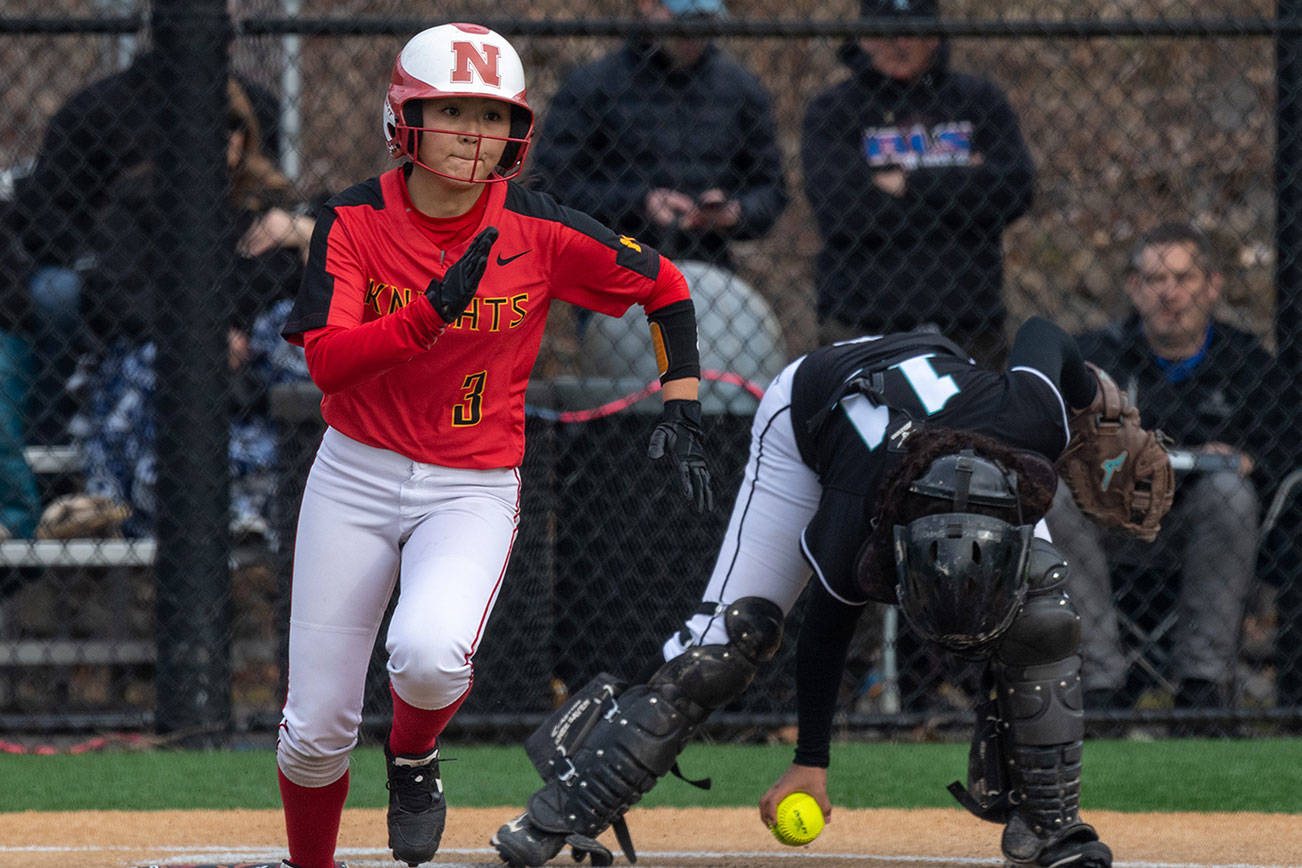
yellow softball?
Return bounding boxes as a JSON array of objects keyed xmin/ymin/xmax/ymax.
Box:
[{"xmin": 770, "ymin": 791, "xmax": 825, "ymax": 846}]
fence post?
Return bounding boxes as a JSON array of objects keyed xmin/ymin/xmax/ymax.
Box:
[
  {"xmin": 1278, "ymin": 1, "xmax": 1302, "ymax": 387},
  {"xmin": 150, "ymin": 0, "xmax": 234, "ymax": 744}
]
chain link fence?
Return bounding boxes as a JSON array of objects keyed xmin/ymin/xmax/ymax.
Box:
[{"xmin": 1, "ymin": 0, "xmax": 1299, "ymax": 742}]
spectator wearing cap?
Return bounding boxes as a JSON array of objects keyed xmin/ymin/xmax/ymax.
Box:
[
  {"xmin": 802, "ymin": 0, "xmax": 1034, "ymax": 365},
  {"xmin": 530, "ymin": 0, "xmax": 787, "ymax": 272}
]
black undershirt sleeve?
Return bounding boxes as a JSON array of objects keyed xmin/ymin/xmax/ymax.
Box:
[
  {"xmin": 793, "ymin": 581, "xmax": 864, "ymax": 768},
  {"xmin": 1008, "ymin": 316, "xmax": 1096, "ymax": 411}
]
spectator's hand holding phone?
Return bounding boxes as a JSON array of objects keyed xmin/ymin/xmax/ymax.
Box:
[{"xmin": 684, "ymin": 188, "xmax": 741, "ymax": 230}]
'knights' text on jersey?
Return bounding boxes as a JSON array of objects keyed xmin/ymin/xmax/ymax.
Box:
[{"xmin": 282, "ymin": 167, "xmax": 689, "ymax": 468}]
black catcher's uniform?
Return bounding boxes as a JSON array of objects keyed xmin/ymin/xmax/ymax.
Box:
[
  {"xmin": 789, "ymin": 329, "xmax": 1069, "ymax": 608},
  {"xmin": 494, "ymin": 318, "xmax": 1112, "ymax": 868}
]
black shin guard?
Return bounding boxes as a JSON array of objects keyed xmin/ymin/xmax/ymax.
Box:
[
  {"xmin": 951, "ymin": 542, "xmax": 1109, "ymax": 866},
  {"xmin": 514, "ymin": 598, "xmax": 783, "ymax": 859},
  {"xmin": 995, "ymin": 656, "xmax": 1106, "ymax": 865}
]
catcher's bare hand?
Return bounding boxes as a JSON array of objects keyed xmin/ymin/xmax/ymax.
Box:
[
  {"xmin": 1056, "ymin": 363, "xmax": 1174, "ymax": 541},
  {"xmin": 759, "ymin": 763, "xmax": 832, "ymax": 828},
  {"xmin": 647, "ymin": 398, "xmax": 713, "ymax": 513}
]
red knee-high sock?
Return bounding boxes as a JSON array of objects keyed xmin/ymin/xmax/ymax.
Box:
[
  {"xmin": 388, "ymin": 680, "xmax": 472, "ymax": 756},
  {"xmin": 278, "ymin": 767, "xmax": 349, "ymax": 868}
]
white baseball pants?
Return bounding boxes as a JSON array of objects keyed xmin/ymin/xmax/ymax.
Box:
[{"xmin": 277, "ymin": 427, "xmax": 521, "ymax": 787}]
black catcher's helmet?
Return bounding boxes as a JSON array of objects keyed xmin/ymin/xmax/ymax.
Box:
[{"xmin": 892, "ymin": 449, "xmax": 1035, "ymax": 652}]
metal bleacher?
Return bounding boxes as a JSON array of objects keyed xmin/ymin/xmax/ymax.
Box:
[
  {"xmin": 0, "ymin": 445, "xmax": 159, "ymax": 696},
  {"xmin": 2, "ymin": 443, "xmax": 281, "ymax": 720},
  {"xmin": 0, "ymin": 446, "xmax": 157, "ymax": 569}
]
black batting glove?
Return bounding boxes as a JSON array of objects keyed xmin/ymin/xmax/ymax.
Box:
[
  {"xmin": 425, "ymin": 226, "xmax": 498, "ymax": 324},
  {"xmin": 647, "ymin": 398, "xmax": 713, "ymax": 513}
]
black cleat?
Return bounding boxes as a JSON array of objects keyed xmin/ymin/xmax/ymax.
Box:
[
  {"xmin": 490, "ymin": 812, "xmax": 568, "ymax": 868},
  {"xmin": 1004, "ymin": 841, "xmax": 1112, "ymax": 868},
  {"xmin": 385, "ymin": 743, "xmax": 446, "ymax": 866},
  {"xmin": 1035, "ymin": 839, "xmax": 1112, "ymax": 868},
  {"xmin": 1002, "ymin": 819, "xmax": 1113, "ymax": 868}
]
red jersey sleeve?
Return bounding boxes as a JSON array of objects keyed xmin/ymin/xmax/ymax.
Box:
[
  {"xmin": 283, "ymin": 188, "xmax": 447, "ymax": 394},
  {"xmin": 302, "ymin": 301, "xmax": 445, "ymax": 394},
  {"xmin": 643, "ymin": 256, "xmax": 690, "ymax": 315},
  {"xmin": 540, "ymin": 200, "xmax": 691, "ymax": 317}
]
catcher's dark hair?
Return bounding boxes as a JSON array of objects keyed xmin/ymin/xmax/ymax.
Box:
[
  {"xmin": 862, "ymin": 428, "xmax": 1055, "ymax": 586},
  {"xmin": 1128, "ymin": 221, "xmax": 1217, "ymax": 275}
]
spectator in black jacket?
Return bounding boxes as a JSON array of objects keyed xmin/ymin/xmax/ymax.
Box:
[
  {"xmin": 529, "ymin": 0, "xmax": 787, "ymax": 272},
  {"xmin": 802, "ymin": 0, "xmax": 1034, "ymax": 364},
  {"xmin": 1045, "ymin": 221, "xmax": 1281, "ymax": 720},
  {"xmin": 13, "ymin": 48, "xmax": 280, "ymax": 445}
]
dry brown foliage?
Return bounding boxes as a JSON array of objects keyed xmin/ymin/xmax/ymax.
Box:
[{"xmin": 1, "ymin": 0, "xmax": 1280, "ymax": 358}]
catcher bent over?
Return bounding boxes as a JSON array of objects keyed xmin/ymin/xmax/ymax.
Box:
[
  {"xmin": 275, "ymin": 23, "xmax": 711, "ymax": 868},
  {"xmin": 492, "ymin": 316, "xmax": 1172, "ymax": 868}
]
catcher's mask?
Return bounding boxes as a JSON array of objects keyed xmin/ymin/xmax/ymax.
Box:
[{"xmin": 892, "ymin": 449, "xmax": 1034, "ymax": 652}]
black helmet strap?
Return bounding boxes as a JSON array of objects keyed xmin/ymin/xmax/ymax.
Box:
[{"xmin": 952, "ymin": 450, "xmax": 974, "ymax": 511}]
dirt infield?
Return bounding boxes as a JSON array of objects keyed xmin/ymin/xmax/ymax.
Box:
[{"xmin": 0, "ymin": 807, "xmax": 1297, "ymax": 868}]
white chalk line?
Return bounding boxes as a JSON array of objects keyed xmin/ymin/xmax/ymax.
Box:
[{"xmin": 0, "ymin": 842, "xmax": 1290, "ymax": 868}]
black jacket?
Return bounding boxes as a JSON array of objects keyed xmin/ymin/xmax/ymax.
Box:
[
  {"xmin": 802, "ymin": 41, "xmax": 1034, "ymax": 332},
  {"xmin": 1076, "ymin": 315, "xmax": 1288, "ymax": 487},
  {"xmin": 530, "ymin": 40, "xmax": 787, "ymax": 268},
  {"xmin": 13, "ymin": 53, "xmax": 280, "ymax": 344}
]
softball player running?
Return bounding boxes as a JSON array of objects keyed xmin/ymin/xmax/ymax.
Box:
[{"xmin": 274, "ymin": 23, "xmax": 710, "ymax": 868}]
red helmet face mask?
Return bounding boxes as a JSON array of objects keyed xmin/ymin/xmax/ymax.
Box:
[{"xmin": 383, "ymin": 23, "xmax": 534, "ymax": 183}]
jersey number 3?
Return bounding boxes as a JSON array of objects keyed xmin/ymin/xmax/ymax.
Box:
[{"xmin": 453, "ymin": 371, "xmax": 487, "ymax": 427}]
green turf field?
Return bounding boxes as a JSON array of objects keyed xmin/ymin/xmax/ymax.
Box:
[{"xmin": 3, "ymin": 738, "xmax": 1300, "ymax": 814}]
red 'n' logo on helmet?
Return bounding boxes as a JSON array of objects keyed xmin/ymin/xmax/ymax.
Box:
[{"xmin": 450, "ymin": 41, "xmax": 501, "ymax": 87}]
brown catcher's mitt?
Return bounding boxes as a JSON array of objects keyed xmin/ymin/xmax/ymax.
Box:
[{"xmin": 1056, "ymin": 363, "xmax": 1174, "ymax": 542}]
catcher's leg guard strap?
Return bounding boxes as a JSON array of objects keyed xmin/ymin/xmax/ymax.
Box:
[{"xmin": 948, "ymin": 664, "xmax": 1014, "ymax": 823}]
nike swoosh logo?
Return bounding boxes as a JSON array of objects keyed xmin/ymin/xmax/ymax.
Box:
[{"xmin": 496, "ymin": 249, "xmax": 531, "ymax": 266}]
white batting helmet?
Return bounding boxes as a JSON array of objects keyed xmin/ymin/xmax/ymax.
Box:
[{"xmin": 383, "ymin": 23, "xmax": 533, "ymax": 182}]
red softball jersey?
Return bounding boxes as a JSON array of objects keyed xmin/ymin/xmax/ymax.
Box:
[{"xmin": 282, "ymin": 166, "xmax": 691, "ymax": 469}]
